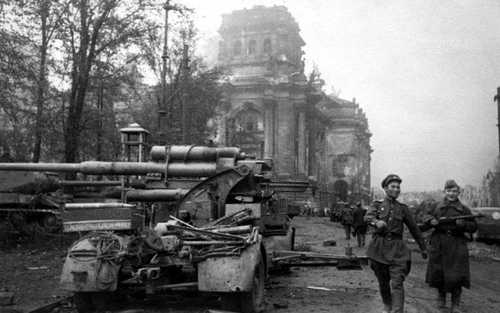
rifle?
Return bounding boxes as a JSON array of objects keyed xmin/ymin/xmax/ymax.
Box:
[{"xmin": 438, "ymin": 213, "xmax": 485, "ymax": 223}]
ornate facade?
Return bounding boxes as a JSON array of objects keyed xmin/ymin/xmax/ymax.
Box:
[{"xmin": 215, "ymin": 5, "xmax": 372, "ymax": 206}]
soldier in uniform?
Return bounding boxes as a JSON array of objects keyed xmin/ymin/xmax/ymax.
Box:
[
  {"xmin": 340, "ymin": 204, "xmax": 354, "ymax": 240},
  {"xmin": 365, "ymin": 174, "xmax": 428, "ymax": 313},
  {"xmin": 352, "ymin": 202, "xmax": 367, "ymax": 247},
  {"xmin": 421, "ymin": 180, "xmax": 477, "ymax": 313}
]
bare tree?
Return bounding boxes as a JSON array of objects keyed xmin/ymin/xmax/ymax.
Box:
[
  {"xmin": 30, "ymin": 0, "xmax": 69, "ymax": 162},
  {"xmin": 59, "ymin": 0, "xmax": 154, "ymax": 163}
]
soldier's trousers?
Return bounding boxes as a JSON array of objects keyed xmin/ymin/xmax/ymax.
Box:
[
  {"xmin": 343, "ymin": 225, "xmax": 352, "ymax": 240},
  {"xmin": 370, "ymin": 260, "xmax": 409, "ymax": 313},
  {"xmin": 356, "ymin": 232, "xmax": 366, "ymax": 247}
]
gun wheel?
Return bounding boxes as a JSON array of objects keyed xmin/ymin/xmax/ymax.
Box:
[
  {"xmin": 220, "ymin": 254, "xmax": 265, "ymax": 313},
  {"xmin": 73, "ymin": 292, "xmax": 110, "ymax": 313},
  {"xmin": 240, "ymin": 255, "xmax": 265, "ymax": 313},
  {"xmin": 38, "ymin": 213, "xmax": 60, "ymax": 233}
]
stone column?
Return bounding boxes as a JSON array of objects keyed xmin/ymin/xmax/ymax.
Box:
[
  {"xmin": 217, "ymin": 116, "xmax": 227, "ymax": 146},
  {"xmin": 297, "ymin": 109, "xmax": 306, "ymax": 176},
  {"xmin": 263, "ymin": 99, "xmax": 275, "ymax": 158},
  {"xmin": 275, "ymin": 99, "xmax": 295, "ymax": 176}
]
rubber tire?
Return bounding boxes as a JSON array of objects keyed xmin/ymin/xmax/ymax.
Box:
[
  {"xmin": 73, "ymin": 292, "xmax": 111, "ymax": 313},
  {"xmin": 240, "ymin": 255, "xmax": 265, "ymax": 313},
  {"xmin": 73, "ymin": 292, "xmax": 95, "ymax": 313},
  {"xmin": 38, "ymin": 213, "xmax": 60, "ymax": 233}
]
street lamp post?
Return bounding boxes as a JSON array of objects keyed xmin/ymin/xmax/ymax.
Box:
[{"xmin": 494, "ymin": 87, "xmax": 500, "ymax": 155}]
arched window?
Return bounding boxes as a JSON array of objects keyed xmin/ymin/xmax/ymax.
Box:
[
  {"xmin": 263, "ymin": 38, "xmax": 272, "ymax": 54},
  {"xmin": 233, "ymin": 40, "xmax": 242, "ymax": 56},
  {"xmin": 234, "ymin": 107, "xmax": 263, "ymax": 133},
  {"xmin": 333, "ymin": 180, "xmax": 349, "ymax": 202},
  {"xmin": 248, "ymin": 40, "xmax": 256, "ymax": 55}
]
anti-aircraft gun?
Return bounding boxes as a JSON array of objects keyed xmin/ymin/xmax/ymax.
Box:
[
  {"xmin": 0, "ymin": 145, "xmax": 296, "ymax": 312},
  {"xmin": 0, "ymin": 145, "xmax": 364, "ymax": 312}
]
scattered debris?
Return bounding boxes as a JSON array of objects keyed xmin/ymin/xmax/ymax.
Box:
[
  {"xmin": 27, "ymin": 296, "xmax": 72, "ymax": 313},
  {"xmin": 26, "ymin": 266, "xmax": 48, "ymax": 271},
  {"xmin": 294, "ymin": 243, "xmax": 311, "ymax": 251},
  {"xmin": 273, "ymin": 302, "xmax": 289, "ymax": 309},
  {"xmin": 0, "ymin": 292, "xmax": 15, "ymax": 306},
  {"xmin": 323, "ymin": 239, "xmax": 337, "ymax": 246},
  {"xmin": 307, "ymin": 286, "xmax": 332, "ymax": 291}
]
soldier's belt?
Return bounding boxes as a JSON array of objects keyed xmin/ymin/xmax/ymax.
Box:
[{"xmin": 434, "ymin": 229, "xmax": 465, "ymax": 237}]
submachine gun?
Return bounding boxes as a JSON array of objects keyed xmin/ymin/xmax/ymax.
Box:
[{"xmin": 437, "ymin": 214, "xmax": 486, "ymax": 223}]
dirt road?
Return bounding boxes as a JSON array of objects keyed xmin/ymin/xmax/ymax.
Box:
[
  {"xmin": 1, "ymin": 217, "xmax": 500, "ymax": 312},
  {"xmin": 266, "ymin": 216, "xmax": 500, "ymax": 313}
]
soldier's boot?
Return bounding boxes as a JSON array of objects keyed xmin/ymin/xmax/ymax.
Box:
[
  {"xmin": 450, "ymin": 287, "xmax": 463, "ymax": 313},
  {"xmin": 437, "ymin": 289, "xmax": 446, "ymax": 308},
  {"xmin": 378, "ymin": 279, "xmax": 392, "ymax": 313},
  {"xmin": 390, "ymin": 271, "xmax": 405, "ymax": 313},
  {"xmin": 391, "ymin": 284, "xmax": 404, "ymax": 313}
]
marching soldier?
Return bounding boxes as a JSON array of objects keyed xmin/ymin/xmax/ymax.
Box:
[
  {"xmin": 421, "ymin": 180, "xmax": 477, "ymax": 313},
  {"xmin": 341, "ymin": 204, "xmax": 354, "ymax": 240},
  {"xmin": 365, "ymin": 174, "xmax": 428, "ymax": 313},
  {"xmin": 352, "ymin": 202, "xmax": 367, "ymax": 247}
]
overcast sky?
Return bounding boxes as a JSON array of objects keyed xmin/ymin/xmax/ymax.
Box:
[{"xmin": 179, "ymin": 0, "xmax": 500, "ymax": 191}]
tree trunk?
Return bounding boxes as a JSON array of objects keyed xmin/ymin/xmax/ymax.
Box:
[
  {"xmin": 32, "ymin": 1, "xmax": 49, "ymax": 162},
  {"xmin": 96, "ymin": 78, "xmax": 104, "ymax": 160},
  {"xmin": 64, "ymin": 0, "xmax": 90, "ymax": 164},
  {"xmin": 64, "ymin": 70, "xmax": 90, "ymax": 163}
]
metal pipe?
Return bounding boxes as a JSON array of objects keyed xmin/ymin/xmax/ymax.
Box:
[
  {"xmin": 150, "ymin": 145, "xmax": 242, "ymax": 162},
  {"xmin": 64, "ymin": 203, "xmax": 135, "ymax": 210},
  {"xmin": 209, "ymin": 225, "xmax": 252, "ymax": 234},
  {"xmin": 59, "ymin": 180, "xmax": 121, "ymax": 187},
  {"xmin": 182, "ymin": 240, "xmax": 243, "ymax": 245},
  {"xmin": 0, "ymin": 161, "xmax": 217, "ymax": 177},
  {"xmin": 126, "ymin": 188, "xmax": 189, "ymax": 201}
]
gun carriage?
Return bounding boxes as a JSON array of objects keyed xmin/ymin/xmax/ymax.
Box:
[{"xmin": 0, "ymin": 145, "xmax": 303, "ymax": 313}]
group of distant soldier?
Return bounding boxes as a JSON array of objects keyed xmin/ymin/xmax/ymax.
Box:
[{"xmin": 330, "ymin": 200, "xmax": 368, "ymax": 247}]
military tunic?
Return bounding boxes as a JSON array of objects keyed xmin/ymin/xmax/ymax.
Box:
[
  {"xmin": 422, "ymin": 199, "xmax": 477, "ymax": 291},
  {"xmin": 365, "ymin": 197, "xmax": 427, "ymax": 264}
]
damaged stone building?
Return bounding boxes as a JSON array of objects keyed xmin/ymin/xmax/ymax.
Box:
[{"xmin": 214, "ymin": 5, "xmax": 372, "ymax": 207}]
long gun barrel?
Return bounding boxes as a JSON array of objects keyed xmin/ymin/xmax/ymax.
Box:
[
  {"xmin": 126, "ymin": 189, "xmax": 189, "ymax": 201},
  {"xmin": 0, "ymin": 161, "xmax": 217, "ymax": 177},
  {"xmin": 0, "ymin": 145, "xmax": 248, "ymax": 178},
  {"xmin": 150, "ymin": 145, "xmax": 243, "ymax": 162}
]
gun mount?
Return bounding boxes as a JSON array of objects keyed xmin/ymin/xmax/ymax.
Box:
[
  {"xmin": 0, "ymin": 145, "xmax": 275, "ymax": 312},
  {"xmin": 0, "ymin": 144, "xmax": 358, "ymax": 313}
]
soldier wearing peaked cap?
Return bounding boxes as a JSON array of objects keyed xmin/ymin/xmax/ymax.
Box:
[
  {"xmin": 421, "ymin": 179, "xmax": 477, "ymax": 313},
  {"xmin": 365, "ymin": 174, "xmax": 428, "ymax": 313}
]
